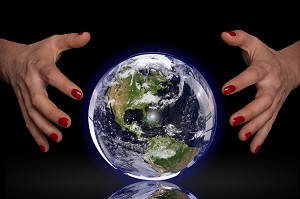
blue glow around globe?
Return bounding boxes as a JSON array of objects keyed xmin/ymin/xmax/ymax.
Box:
[{"xmin": 88, "ymin": 53, "xmax": 217, "ymax": 180}]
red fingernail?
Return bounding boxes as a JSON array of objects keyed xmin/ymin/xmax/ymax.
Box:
[
  {"xmin": 225, "ymin": 31, "xmax": 236, "ymax": 36},
  {"xmin": 71, "ymin": 89, "xmax": 83, "ymax": 100},
  {"xmin": 245, "ymin": 132, "xmax": 252, "ymax": 140},
  {"xmin": 254, "ymin": 145, "xmax": 261, "ymax": 154},
  {"xmin": 58, "ymin": 117, "xmax": 69, "ymax": 127},
  {"xmin": 232, "ymin": 116, "xmax": 245, "ymax": 126},
  {"xmin": 223, "ymin": 85, "xmax": 236, "ymax": 95},
  {"xmin": 50, "ymin": 133, "xmax": 59, "ymax": 142},
  {"xmin": 40, "ymin": 145, "xmax": 46, "ymax": 152},
  {"xmin": 78, "ymin": 32, "xmax": 84, "ymax": 35}
]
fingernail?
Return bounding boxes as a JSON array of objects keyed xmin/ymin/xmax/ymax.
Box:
[
  {"xmin": 78, "ymin": 32, "xmax": 84, "ymax": 35},
  {"xmin": 50, "ymin": 133, "xmax": 59, "ymax": 142},
  {"xmin": 245, "ymin": 132, "xmax": 252, "ymax": 140},
  {"xmin": 225, "ymin": 31, "xmax": 236, "ymax": 36},
  {"xmin": 223, "ymin": 85, "xmax": 236, "ymax": 95},
  {"xmin": 40, "ymin": 145, "xmax": 46, "ymax": 152},
  {"xmin": 58, "ymin": 117, "xmax": 69, "ymax": 127},
  {"xmin": 254, "ymin": 145, "xmax": 261, "ymax": 154},
  {"xmin": 71, "ymin": 89, "xmax": 83, "ymax": 100},
  {"xmin": 232, "ymin": 116, "xmax": 245, "ymax": 126}
]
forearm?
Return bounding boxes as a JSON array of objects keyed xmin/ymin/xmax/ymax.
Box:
[
  {"xmin": 279, "ymin": 40, "xmax": 300, "ymax": 88},
  {"xmin": 0, "ymin": 38, "xmax": 26, "ymax": 84}
]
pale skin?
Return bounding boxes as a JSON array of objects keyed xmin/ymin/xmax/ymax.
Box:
[
  {"xmin": 221, "ymin": 30, "xmax": 300, "ymax": 154},
  {"xmin": 0, "ymin": 32, "xmax": 91, "ymax": 152},
  {"xmin": 1, "ymin": 30, "xmax": 299, "ymax": 154}
]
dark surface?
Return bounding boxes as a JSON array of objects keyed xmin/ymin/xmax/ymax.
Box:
[{"xmin": 1, "ymin": 3, "xmax": 299, "ymax": 199}]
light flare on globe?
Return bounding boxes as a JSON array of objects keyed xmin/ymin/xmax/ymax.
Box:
[{"xmin": 88, "ymin": 53, "xmax": 217, "ymax": 180}]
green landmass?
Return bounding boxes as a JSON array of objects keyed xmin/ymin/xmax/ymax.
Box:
[
  {"xmin": 149, "ymin": 183, "xmax": 190, "ymax": 198},
  {"xmin": 108, "ymin": 67, "xmax": 171, "ymax": 137},
  {"xmin": 149, "ymin": 189, "xmax": 190, "ymax": 199},
  {"xmin": 144, "ymin": 136, "xmax": 199, "ymax": 174}
]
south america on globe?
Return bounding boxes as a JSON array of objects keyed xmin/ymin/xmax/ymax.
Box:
[{"xmin": 88, "ymin": 53, "xmax": 217, "ymax": 180}]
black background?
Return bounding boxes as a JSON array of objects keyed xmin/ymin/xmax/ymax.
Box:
[{"xmin": 1, "ymin": 2, "xmax": 299, "ymax": 199}]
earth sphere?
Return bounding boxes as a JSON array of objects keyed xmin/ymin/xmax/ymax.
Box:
[
  {"xmin": 88, "ymin": 53, "xmax": 217, "ymax": 180},
  {"xmin": 108, "ymin": 180, "xmax": 198, "ymax": 199}
]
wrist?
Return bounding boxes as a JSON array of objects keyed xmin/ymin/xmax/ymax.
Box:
[
  {"xmin": 0, "ymin": 39, "xmax": 26, "ymax": 84},
  {"xmin": 279, "ymin": 41, "xmax": 300, "ymax": 89}
]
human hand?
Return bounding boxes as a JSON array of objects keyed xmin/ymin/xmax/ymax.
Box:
[
  {"xmin": 221, "ymin": 30, "xmax": 300, "ymax": 154},
  {"xmin": 0, "ymin": 32, "xmax": 91, "ymax": 152}
]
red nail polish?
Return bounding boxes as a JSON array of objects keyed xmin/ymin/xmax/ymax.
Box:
[
  {"xmin": 245, "ymin": 132, "xmax": 252, "ymax": 139},
  {"xmin": 40, "ymin": 145, "xmax": 46, "ymax": 152},
  {"xmin": 254, "ymin": 145, "xmax": 261, "ymax": 154},
  {"xmin": 71, "ymin": 89, "xmax": 83, "ymax": 100},
  {"xmin": 225, "ymin": 31, "xmax": 236, "ymax": 36},
  {"xmin": 58, "ymin": 117, "xmax": 69, "ymax": 127},
  {"xmin": 78, "ymin": 32, "xmax": 84, "ymax": 35},
  {"xmin": 223, "ymin": 85, "xmax": 236, "ymax": 95},
  {"xmin": 233, "ymin": 116, "xmax": 245, "ymax": 126},
  {"xmin": 50, "ymin": 133, "xmax": 59, "ymax": 142}
]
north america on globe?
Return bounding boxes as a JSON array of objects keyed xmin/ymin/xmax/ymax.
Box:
[{"xmin": 88, "ymin": 53, "xmax": 217, "ymax": 180}]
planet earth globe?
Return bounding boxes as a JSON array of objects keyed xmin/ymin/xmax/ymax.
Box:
[
  {"xmin": 108, "ymin": 180, "xmax": 198, "ymax": 199},
  {"xmin": 88, "ymin": 53, "xmax": 217, "ymax": 180}
]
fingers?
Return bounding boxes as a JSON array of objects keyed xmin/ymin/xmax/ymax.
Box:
[
  {"xmin": 249, "ymin": 109, "xmax": 279, "ymax": 154},
  {"xmin": 222, "ymin": 64, "xmax": 268, "ymax": 95},
  {"xmin": 231, "ymin": 89, "xmax": 282, "ymax": 154},
  {"xmin": 15, "ymin": 87, "xmax": 50, "ymax": 152},
  {"xmin": 230, "ymin": 88, "xmax": 276, "ymax": 127},
  {"xmin": 21, "ymin": 80, "xmax": 66, "ymax": 135},
  {"xmin": 40, "ymin": 63, "xmax": 83, "ymax": 100},
  {"xmin": 24, "ymin": 74, "xmax": 72, "ymax": 128},
  {"xmin": 16, "ymin": 73, "xmax": 72, "ymax": 152}
]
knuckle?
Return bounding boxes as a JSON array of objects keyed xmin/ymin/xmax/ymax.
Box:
[
  {"xmin": 23, "ymin": 75, "xmax": 33, "ymax": 87},
  {"xmin": 249, "ymin": 67, "xmax": 261, "ymax": 78},
  {"xmin": 49, "ymin": 35, "xmax": 58, "ymax": 41},
  {"xmin": 27, "ymin": 108, "xmax": 35, "ymax": 119},
  {"xmin": 44, "ymin": 69, "xmax": 55, "ymax": 82},
  {"xmin": 272, "ymin": 78, "xmax": 282, "ymax": 90},
  {"xmin": 265, "ymin": 110, "xmax": 275, "ymax": 121},
  {"xmin": 263, "ymin": 93, "xmax": 274, "ymax": 107},
  {"xmin": 260, "ymin": 62, "xmax": 273, "ymax": 72},
  {"xmin": 47, "ymin": 107, "xmax": 58, "ymax": 120},
  {"xmin": 31, "ymin": 94, "xmax": 41, "ymax": 108},
  {"xmin": 243, "ymin": 107, "xmax": 255, "ymax": 120},
  {"xmin": 250, "ymin": 122, "xmax": 260, "ymax": 132},
  {"xmin": 28, "ymin": 58, "xmax": 46, "ymax": 70}
]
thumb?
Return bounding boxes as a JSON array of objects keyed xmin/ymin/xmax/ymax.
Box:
[
  {"xmin": 53, "ymin": 32, "xmax": 91, "ymax": 52},
  {"xmin": 220, "ymin": 30, "xmax": 259, "ymax": 53}
]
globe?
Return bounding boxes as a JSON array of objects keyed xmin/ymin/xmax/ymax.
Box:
[
  {"xmin": 88, "ymin": 53, "xmax": 217, "ymax": 180},
  {"xmin": 108, "ymin": 180, "xmax": 198, "ymax": 199}
]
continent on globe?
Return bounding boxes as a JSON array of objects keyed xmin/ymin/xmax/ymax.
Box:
[
  {"xmin": 108, "ymin": 66, "xmax": 171, "ymax": 135},
  {"xmin": 88, "ymin": 53, "xmax": 217, "ymax": 180},
  {"xmin": 144, "ymin": 136, "xmax": 199, "ymax": 175}
]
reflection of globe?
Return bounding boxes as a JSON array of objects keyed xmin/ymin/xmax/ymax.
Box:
[
  {"xmin": 88, "ymin": 53, "xmax": 217, "ymax": 180},
  {"xmin": 108, "ymin": 180, "xmax": 198, "ymax": 199}
]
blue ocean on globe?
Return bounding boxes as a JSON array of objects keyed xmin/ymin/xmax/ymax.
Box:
[{"xmin": 88, "ymin": 53, "xmax": 217, "ymax": 180}]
